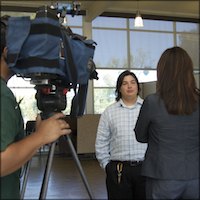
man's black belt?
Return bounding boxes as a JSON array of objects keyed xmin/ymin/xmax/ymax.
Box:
[{"xmin": 111, "ymin": 160, "xmax": 143, "ymax": 167}]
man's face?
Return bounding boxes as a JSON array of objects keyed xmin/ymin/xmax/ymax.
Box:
[{"xmin": 120, "ymin": 75, "xmax": 138, "ymax": 99}]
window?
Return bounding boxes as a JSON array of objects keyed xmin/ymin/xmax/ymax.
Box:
[
  {"xmin": 93, "ymin": 29, "xmax": 128, "ymax": 68},
  {"xmin": 92, "ymin": 16, "xmax": 127, "ymax": 28},
  {"xmin": 93, "ymin": 17, "xmax": 199, "ymax": 113},
  {"xmin": 176, "ymin": 22, "xmax": 199, "ymax": 70},
  {"xmin": 7, "ymin": 76, "xmax": 37, "ymax": 124},
  {"xmin": 129, "ymin": 31, "xmax": 174, "ymax": 69},
  {"xmin": 93, "ymin": 69, "xmax": 157, "ymax": 113},
  {"xmin": 2, "ymin": 11, "xmax": 199, "ymax": 117}
]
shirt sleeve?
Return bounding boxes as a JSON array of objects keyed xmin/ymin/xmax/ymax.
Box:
[
  {"xmin": 95, "ymin": 110, "xmax": 111, "ymax": 169},
  {"xmin": 134, "ymin": 96, "xmax": 151, "ymax": 143},
  {"xmin": 1, "ymin": 92, "xmax": 24, "ymax": 152}
]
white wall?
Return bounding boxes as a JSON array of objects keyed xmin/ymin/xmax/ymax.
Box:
[
  {"xmin": 141, "ymin": 81, "xmax": 156, "ymax": 99},
  {"xmin": 194, "ymin": 73, "xmax": 199, "ymax": 89},
  {"xmin": 141, "ymin": 72, "xmax": 199, "ymax": 100}
]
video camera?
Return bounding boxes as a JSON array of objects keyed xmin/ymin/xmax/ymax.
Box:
[{"xmin": 6, "ymin": 5, "xmax": 98, "ymax": 118}]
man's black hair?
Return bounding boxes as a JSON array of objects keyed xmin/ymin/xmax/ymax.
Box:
[
  {"xmin": 0, "ymin": 15, "xmax": 10, "ymax": 57},
  {"xmin": 115, "ymin": 70, "xmax": 141, "ymax": 101}
]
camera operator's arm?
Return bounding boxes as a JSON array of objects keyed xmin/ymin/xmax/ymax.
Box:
[{"xmin": 0, "ymin": 113, "xmax": 71, "ymax": 177}]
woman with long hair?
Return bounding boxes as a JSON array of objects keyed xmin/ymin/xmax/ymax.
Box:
[{"xmin": 135, "ymin": 46, "xmax": 199, "ymax": 199}]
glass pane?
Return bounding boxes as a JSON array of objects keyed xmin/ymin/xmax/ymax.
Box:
[
  {"xmin": 70, "ymin": 27, "xmax": 82, "ymax": 35},
  {"xmin": 176, "ymin": 22, "xmax": 199, "ymax": 33},
  {"xmin": 131, "ymin": 70, "xmax": 157, "ymax": 83},
  {"xmin": 130, "ymin": 31, "xmax": 174, "ymax": 69},
  {"xmin": 8, "ymin": 76, "xmax": 33, "ymax": 88},
  {"xmin": 94, "ymin": 69, "xmax": 124, "ymax": 87},
  {"xmin": 94, "ymin": 69, "xmax": 157, "ymax": 88},
  {"xmin": 93, "ymin": 29, "xmax": 127, "ymax": 68},
  {"xmin": 11, "ymin": 88, "xmax": 38, "ymax": 124},
  {"xmin": 177, "ymin": 33, "xmax": 199, "ymax": 69},
  {"xmin": 93, "ymin": 16, "xmax": 127, "ymax": 28},
  {"xmin": 131, "ymin": 19, "xmax": 173, "ymax": 31},
  {"xmin": 93, "ymin": 69, "xmax": 157, "ymax": 114},
  {"xmin": 66, "ymin": 15, "xmax": 82, "ymax": 26},
  {"xmin": 10, "ymin": 87, "xmax": 74, "ymax": 123},
  {"xmin": 57, "ymin": 89, "xmax": 73, "ymax": 115},
  {"xmin": 94, "ymin": 88, "xmax": 115, "ymax": 114}
]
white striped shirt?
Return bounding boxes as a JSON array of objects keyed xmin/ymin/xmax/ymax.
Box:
[{"xmin": 95, "ymin": 96, "xmax": 147, "ymax": 169}]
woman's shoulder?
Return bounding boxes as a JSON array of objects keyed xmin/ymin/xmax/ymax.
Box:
[
  {"xmin": 144, "ymin": 93, "xmax": 164, "ymax": 108},
  {"xmin": 145, "ymin": 93, "xmax": 159, "ymax": 102}
]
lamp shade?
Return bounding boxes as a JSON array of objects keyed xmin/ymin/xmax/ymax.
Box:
[{"xmin": 134, "ymin": 10, "xmax": 144, "ymax": 27}]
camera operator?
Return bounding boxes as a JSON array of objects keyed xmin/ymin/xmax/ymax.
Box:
[{"xmin": 0, "ymin": 15, "xmax": 71, "ymax": 199}]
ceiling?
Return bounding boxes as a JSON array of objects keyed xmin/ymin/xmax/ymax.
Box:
[{"xmin": 1, "ymin": 1, "xmax": 199, "ymax": 22}]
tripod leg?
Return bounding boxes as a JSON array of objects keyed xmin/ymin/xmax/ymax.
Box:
[
  {"xmin": 20, "ymin": 159, "xmax": 32, "ymax": 199},
  {"xmin": 39, "ymin": 142, "xmax": 56, "ymax": 199},
  {"xmin": 64, "ymin": 135, "xmax": 95, "ymax": 199}
]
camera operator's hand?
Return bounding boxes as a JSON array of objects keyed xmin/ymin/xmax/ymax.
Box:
[
  {"xmin": 34, "ymin": 113, "xmax": 71, "ymax": 146},
  {"xmin": 1, "ymin": 112, "xmax": 71, "ymax": 177}
]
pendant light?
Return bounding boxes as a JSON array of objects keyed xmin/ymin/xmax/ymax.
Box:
[{"xmin": 134, "ymin": 0, "xmax": 144, "ymax": 28}]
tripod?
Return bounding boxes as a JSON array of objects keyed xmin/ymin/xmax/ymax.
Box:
[
  {"xmin": 20, "ymin": 133, "xmax": 95, "ymax": 199},
  {"xmin": 20, "ymin": 84, "xmax": 95, "ymax": 199}
]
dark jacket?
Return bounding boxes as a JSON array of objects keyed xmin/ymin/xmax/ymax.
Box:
[{"xmin": 135, "ymin": 93, "xmax": 199, "ymax": 180}]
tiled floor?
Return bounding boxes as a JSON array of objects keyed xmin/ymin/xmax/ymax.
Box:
[{"xmin": 21, "ymin": 153, "xmax": 107, "ymax": 199}]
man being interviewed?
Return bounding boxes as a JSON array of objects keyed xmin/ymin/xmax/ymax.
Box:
[{"xmin": 95, "ymin": 70, "xmax": 147, "ymax": 199}]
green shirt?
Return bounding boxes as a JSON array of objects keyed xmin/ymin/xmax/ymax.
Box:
[{"xmin": 0, "ymin": 78, "xmax": 24, "ymax": 199}]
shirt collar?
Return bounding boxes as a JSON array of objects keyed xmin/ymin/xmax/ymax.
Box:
[{"xmin": 118, "ymin": 96, "xmax": 143, "ymax": 109}]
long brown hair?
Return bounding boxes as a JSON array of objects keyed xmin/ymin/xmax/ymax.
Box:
[{"xmin": 156, "ymin": 46, "xmax": 199, "ymax": 115}]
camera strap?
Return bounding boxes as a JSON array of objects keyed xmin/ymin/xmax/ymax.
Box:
[{"xmin": 61, "ymin": 27, "xmax": 88, "ymax": 117}]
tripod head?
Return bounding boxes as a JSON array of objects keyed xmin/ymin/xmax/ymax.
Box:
[{"xmin": 34, "ymin": 79, "xmax": 69, "ymax": 119}]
